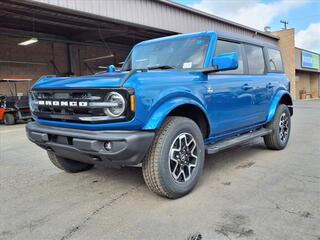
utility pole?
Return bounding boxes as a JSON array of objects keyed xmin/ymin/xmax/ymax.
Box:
[{"xmin": 280, "ymin": 20, "xmax": 288, "ymax": 30}]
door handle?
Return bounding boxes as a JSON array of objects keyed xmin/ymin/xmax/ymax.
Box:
[
  {"xmin": 241, "ymin": 84, "xmax": 252, "ymax": 90},
  {"xmin": 266, "ymin": 82, "xmax": 274, "ymax": 89}
]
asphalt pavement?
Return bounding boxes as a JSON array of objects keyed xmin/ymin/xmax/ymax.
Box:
[{"xmin": 0, "ymin": 100, "xmax": 319, "ymax": 240}]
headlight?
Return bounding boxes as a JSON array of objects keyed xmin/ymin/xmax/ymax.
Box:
[
  {"xmin": 28, "ymin": 92, "xmax": 38, "ymax": 112},
  {"xmin": 104, "ymin": 92, "xmax": 125, "ymax": 117}
]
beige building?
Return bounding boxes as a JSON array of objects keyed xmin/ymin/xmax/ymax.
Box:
[
  {"xmin": 273, "ymin": 29, "xmax": 320, "ymax": 100},
  {"xmin": 295, "ymin": 47, "xmax": 320, "ymax": 100}
]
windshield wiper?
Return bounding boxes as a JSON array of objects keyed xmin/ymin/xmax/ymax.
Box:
[
  {"xmin": 147, "ymin": 65, "xmax": 175, "ymax": 70},
  {"xmin": 121, "ymin": 65, "xmax": 175, "ymax": 72},
  {"xmin": 120, "ymin": 66, "xmax": 174, "ymax": 86}
]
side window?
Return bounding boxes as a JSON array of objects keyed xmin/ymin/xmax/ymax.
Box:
[
  {"xmin": 267, "ymin": 48, "xmax": 284, "ymax": 72},
  {"xmin": 214, "ymin": 40, "xmax": 244, "ymax": 74},
  {"xmin": 245, "ymin": 45, "xmax": 265, "ymax": 74}
]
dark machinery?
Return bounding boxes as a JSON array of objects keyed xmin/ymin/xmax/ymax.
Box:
[{"xmin": 0, "ymin": 78, "xmax": 32, "ymax": 125}]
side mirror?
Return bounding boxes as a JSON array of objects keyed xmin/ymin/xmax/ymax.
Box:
[
  {"xmin": 212, "ymin": 52, "xmax": 238, "ymax": 72},
  {"xmin": 106, "ymin": 65, "xmax": 116, "ymax": 73}
]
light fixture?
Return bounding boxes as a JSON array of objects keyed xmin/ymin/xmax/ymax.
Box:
[
  {"xmin": 18, "ymin": 37, "xmax": 38, "ymax": 46},
  {"xmin": 18, "ymin": 10, "xmax": 38, "ymax": 46}
]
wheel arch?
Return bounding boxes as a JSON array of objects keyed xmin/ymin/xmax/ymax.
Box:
[
  {"xmin": 267, "ymin": 90, "xmax": 293, "ymax": 122},
  {"xmin": 143, "ymin": 98, "xmax": 211, "ymax": 138},
  {"xmin": 279, "ymin": 93, "xmax": 293, "ymax": 116},
  {"xmin": 168, "ymin": 104, "xmax": 210, "ymax": 138}
]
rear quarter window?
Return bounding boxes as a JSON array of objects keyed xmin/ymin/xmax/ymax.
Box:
[{"xmin": 267, "ymin": 48, "xmax": 284, "ymax": 72}]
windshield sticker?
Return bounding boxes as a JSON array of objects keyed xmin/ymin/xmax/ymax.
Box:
[
  {"xmin": 183, "ymin": 62, "xmax": 192, "ymax": 69},
  {"xmin": 196, "ymin": 39, "xmax": 204, "ymax": 45}
]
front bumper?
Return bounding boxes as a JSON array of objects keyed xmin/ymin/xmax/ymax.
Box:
[{"xmin": 26, "ymin": 122, "xmax": 155, "ymax": 167}]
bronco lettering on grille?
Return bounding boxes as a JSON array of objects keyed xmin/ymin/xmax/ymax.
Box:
[{"xmin": 38, "ymin": 100, "xmax": 88, "ymax": 107}]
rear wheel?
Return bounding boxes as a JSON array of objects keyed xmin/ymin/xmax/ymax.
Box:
[
  {"xmin": 3, "ymin": 113, "xmax": 15, "ymax": 125},
  {"xmin": 47, "ymin": 151, "xmax": 94, "ymax": 173},
  {"xmin": 264, "ymin": 104, "xmax": 291, "ymax": 150},
  {"xmin": 142, "ymin": 117, "xmax": 205, "ymax": 199}
]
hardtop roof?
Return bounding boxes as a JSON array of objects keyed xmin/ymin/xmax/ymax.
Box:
[{"xmin": 137, "ymin": 31, "xmax": 279, "ymax": 49}]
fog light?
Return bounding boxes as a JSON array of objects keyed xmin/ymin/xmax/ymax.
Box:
[{"xmin": 104, "ymin": 141, "xmax": 112, "ymax": 151}]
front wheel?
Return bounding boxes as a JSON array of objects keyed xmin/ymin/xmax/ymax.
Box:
[
  {"xmin": 264, "ymin": 104, "xmax": 291, "ymax": 150},
  {"xmin": 142, "ymin": 117, "xmax": 205, "ymax": 199}
]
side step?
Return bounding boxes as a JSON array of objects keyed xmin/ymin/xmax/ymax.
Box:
[{"xmin": 205, "ymin": 128, "xmax": 272, "ymax": 154}]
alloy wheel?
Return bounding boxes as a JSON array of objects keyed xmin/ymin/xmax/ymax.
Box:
[
  {"xmin": 168, "ymin": 132, "xmax": 198, "ymax": 183},
  {"xmin": 279, "ymin": 112, "xmax": 289, "ymax": 143}
]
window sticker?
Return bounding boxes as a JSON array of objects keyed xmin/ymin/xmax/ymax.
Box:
[
  {"xmin": 183, "ymin": 62, "xmax": 192, "ymax": 69},
  {"xmin": 135, "ymin": 58, "xmax": 148, "ymax": 62},
  {"xmin": 196, "ymin": 39, "xmax": 204, "ymax": 45}
]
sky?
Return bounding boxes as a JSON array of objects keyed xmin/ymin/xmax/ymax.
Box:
[{"xmin": 173, "ymin": 0, "xmax": 320, "ymax": 53}]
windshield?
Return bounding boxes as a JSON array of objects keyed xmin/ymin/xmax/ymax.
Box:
[{"xmin": 122, "ymin": 36, "xmax": 210, "ymax": 71}]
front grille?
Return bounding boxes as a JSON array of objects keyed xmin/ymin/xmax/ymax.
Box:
[{"xmin": 31, "ymin": 89, "xmax": 133, "ymax": 123}]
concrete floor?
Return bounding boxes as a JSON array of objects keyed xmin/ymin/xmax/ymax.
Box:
[{"xmin": 0, "ymin": 100, "xmax": 319, "ymax": 240}]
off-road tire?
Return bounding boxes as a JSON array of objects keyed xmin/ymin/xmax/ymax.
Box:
[
  {"xmin": 47, "ymin": 151, "xmax": 93, "ymax": 173},
  {"xmin": 264, "ymin": 104, "xmax": 291, "ymax": 150},
  {"xmin": 142, "ymin": 116, "xmax": 205, "ymax": 199},
  {"xmin": 3, "ymin": 113, "xmax": 15, "ymax": 125}
]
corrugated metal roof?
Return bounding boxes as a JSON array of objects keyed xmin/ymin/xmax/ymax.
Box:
[{"xmin": 28, "ymin": 0, "xmax": 278, "ymax": 44}]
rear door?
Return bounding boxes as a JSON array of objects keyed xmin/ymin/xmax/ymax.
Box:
[{"xmin": 242, "ymin": 44, "xmax": 270, "ymax": 123}]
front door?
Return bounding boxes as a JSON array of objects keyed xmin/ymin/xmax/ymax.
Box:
[
  {"xmin": 206, "ymin": 40, "xmax": 259, "ymax": 138},
  {"xmin": 206, "ymin": 74, "xmax": 258, "ymax": 138}
]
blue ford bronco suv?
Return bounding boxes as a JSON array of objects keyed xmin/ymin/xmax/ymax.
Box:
[{"xmin": 26, "ymin": 32, "xmax": 293, "ymax": 198}]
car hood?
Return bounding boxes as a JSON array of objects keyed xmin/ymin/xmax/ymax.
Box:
[{"xmin": 32, "ymin": 72, "xmax": 128, "ymax": 89}]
